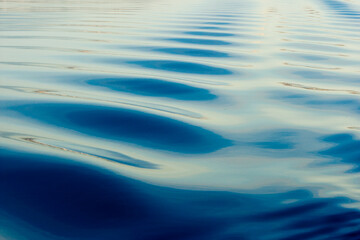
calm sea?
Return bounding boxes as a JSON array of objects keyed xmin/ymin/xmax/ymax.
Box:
[{"xmin": 1, "ymin": 0, "xmax": 360, "ymax": 239}]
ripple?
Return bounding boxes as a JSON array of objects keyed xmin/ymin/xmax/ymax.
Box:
[
  {"xmin": 13, "ymin": 135, "xmax": 157, "ymax": 169},
  {"xmin": 2, "ymin": 0, "xmax": 360, "ymax": 239},
  {"xmin": 203, "ymin": 21, "xmax": 232, "ymax": 25},
  {"xmin": 273, "ymin": 90, "xmax": 360, "ymax": 114},
  {"xmin": 252, "ymin": 202, "xmax": 328, "ymax": 220},
  {"xmin": 166, "ymin": 37, "xmax": 232, "ymax": 45},
  {"xmin": 323, "ymin": 0, "xmax": 360, "ymax": 20},
  {"xmin": 11, "ymin": 103, "xmax": 231, "ymax": 154},
  {"xmin": 0, "ymin": 149, "xmax": 154, "ymax": 234},
  {"xmin": 320, "ymin": 133, "xmax": 360, "ymax": 172},
  {"xmin": 127, "ymin": 60, "xmax": 233, "ymax": 75},
  {"xmin": 284, "ymin": 69, "xmax": 360, "ymax": 83},
  {"xmin": 184, "ymin": 31, "xmax": 236, "ymax": 37},
  {"xmin": 279, "ymin": 82, "xmax": 360, "ymax": 95},
  {"xmin": 1, "ymin": 85, "xmax": 203, "ymax": 119},
  {"xmin": 87, "ymin": 77, "xmax": 217, "ymax": 100},
  {"xmin": 2, "ymin": 147, "xmax": 360, "ymax": 239},
  {"xmin": 150, "ymin": 47, "xmax": 229, "ymax": 58}
]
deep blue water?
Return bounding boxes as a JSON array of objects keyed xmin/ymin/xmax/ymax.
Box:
[{"xmin": 1, "ymin": 0, "xmax": 360, "ymax": 239}]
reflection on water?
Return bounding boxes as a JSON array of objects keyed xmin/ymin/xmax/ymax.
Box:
[
  {"xmin": 149, "ymin": 47, "xmax": 230, "ymax": 58},
  {"xmin": 126, "ymin": 60, "xmax": 233, "ymax": 75},
  {"xmin": 87, "ymin": 77, "xmax": 217, "ymax": 100},
  {"xmin": 166, "ymin": 37, "xmax": 232, "ymax": 45},
  {"xmin": 11, "ymin": 103, "xmax": 231, "ymax": 154},
  {"xmin": 1, "ymin": 0, "xmax": 360, "ymax": 239}
]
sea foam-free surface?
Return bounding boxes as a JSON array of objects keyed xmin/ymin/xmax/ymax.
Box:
[{"xmin": 1, "ymin": 0, "xmax": 360, "ymax": 239}]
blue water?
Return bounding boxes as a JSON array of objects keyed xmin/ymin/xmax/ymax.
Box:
[{"xmin": 1, "ymin": 0, "xmax": 360, "ymax": 239}]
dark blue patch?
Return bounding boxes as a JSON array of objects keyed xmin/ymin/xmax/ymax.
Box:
[
  {"xmin": 166, "ymin": 38, "xmax": 231, "ymax": 45},
  {"xmin": 1, "ymin": 148, "xmax": 359, "ymax": 240},
  {"xmin": 203, "ymin": 21, "xmax": 232, "ymax": 25},
  {"xmin": 254, "ymin": 141, "xmax": 294, "ymax": 150},
  {"xmin": 87, "ymin": 77, "xmax": 217, "ymax": 101},
  {"xmin": 12, "ymin": 103, "xmax": 232, "ymax": 154},
  {"xmin": 151, "ymin": 47, "xmax": 229, "ymax": 58},
  {"xmin": 337, "ymin": 229, "xmax": 360, "ymax": 239},
  {"xmin": 323, "ymin": 0, "xmax": 360, "ymax": 19},
  {"xmin": 184, "ymin": 31, "xmax": 235, "ymax": 37},
  {"xmin": 285, "ymin": 211, "xmax": 360, "ymax": 230},
  {"xmin": 319, "ymin": 133, "xmax": 360, "ymax": 172},
  {"xmin": 322, "ymin": 133, "xmax": 354, "ymax": 143},
  {"xmin": 127, "ymin": 60, "xmax": 232, "ymax": 75},
  {"xmin": 280, "ymin": 227, "xmax": 341, "ymax": 240},
  {"xmin": 0, "ymin": 148, "xmax": 221, "ymax": 239},
  {"xmin": 0, "ymin": 149, "xmax": 154, "ymax": 238},
  {"xmin": 196, "ymin": 26, "xmax": 225, "ymax": 30},
  {"xmin": 252, "ymin": 202, "xmax": 328, "ymax": 220}
]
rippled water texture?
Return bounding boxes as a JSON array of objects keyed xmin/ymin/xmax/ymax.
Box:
[{"xmin": 1, "ymin": 0, "xmax": 360, "ymax": 239}]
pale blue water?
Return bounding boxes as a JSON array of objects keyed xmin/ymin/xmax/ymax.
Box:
[{"xmin": 1, "ymin": 0, "xmax": 360, "ymax": 239}]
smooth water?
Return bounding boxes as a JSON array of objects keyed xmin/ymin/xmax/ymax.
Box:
[{"xmin": 1, "ymin": 0, "xmax": 360, "ymax": 239}]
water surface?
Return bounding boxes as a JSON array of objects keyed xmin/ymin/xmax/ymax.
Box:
[{"xmin": 1, "ymin": 0, "xmax": 360, "ymax": 239}]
